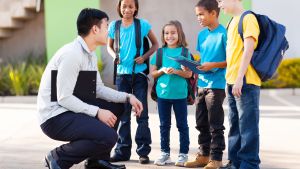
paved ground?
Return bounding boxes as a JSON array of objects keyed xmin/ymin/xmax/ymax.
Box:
[{"xmin": 0, "ymin": 89, "xmax": 300, "ymax": 169}]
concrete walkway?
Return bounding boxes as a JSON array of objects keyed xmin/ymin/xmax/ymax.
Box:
[{"xmin": 0, "ymin": 89, "xmax": 300, "ymax": 169}]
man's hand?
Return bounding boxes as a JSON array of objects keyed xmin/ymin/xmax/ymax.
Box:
[
  {"xmin": 128, "ymin": 94, "xmax": 143, "ymax": 117},
  {"xmin": 135, "ymin": 56, "xmax": 145, "ymax": 64},
  {"xmin": 97, "ymin": 108, "xmax": 117, "ymax": 128}
]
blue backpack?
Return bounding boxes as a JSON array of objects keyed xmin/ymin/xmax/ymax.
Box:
[{"xmin": 236, "ymin": 11, "xmax": 289, "ymax": 82}]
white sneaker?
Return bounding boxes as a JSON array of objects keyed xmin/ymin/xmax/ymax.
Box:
[
  {"xmin": 154, "ymin": 152, "xmax": 172, "ymax": 166},
  {"xmin": 175, "ymin": 153, "xmax": 188, "ymax": 166}
]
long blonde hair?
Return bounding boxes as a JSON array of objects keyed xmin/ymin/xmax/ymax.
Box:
[{"xmin": 161, "ymin": 20, "xmax": 188, "ymax": 47}]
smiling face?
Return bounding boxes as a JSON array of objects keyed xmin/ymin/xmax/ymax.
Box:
[
  {"xmin": 217, "ymin": 0, "xmax": 235, "ymax": 15},
  {"xmin": 195, "ymin": 6, "xmax": 216, "ymax": 27},
  {"xmin": 163, "ymin": 25, "xmax": 179, "ymax": 48},
  {"xmin": 119, "ymin": 0, "xmax": 137, "ymax": 19}
]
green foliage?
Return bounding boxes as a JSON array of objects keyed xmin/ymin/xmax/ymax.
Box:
[
  {"xmin": 262, "ymin": 58, "xmax": 300, "ymax": 88},
  {"xmin": 0, "ymin": 58, "xmax": 46, "ymax": 96},
  {"xmin": 0, "ymin": 66, "xmax": 11, "ymax": 95}
]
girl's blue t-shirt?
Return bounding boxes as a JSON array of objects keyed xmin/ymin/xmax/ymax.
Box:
[
  {"xmin": 150, "ymin": 47, "xmax": 191, "ymax": 99},
  {"xmin": 108, "ymin": 19, "xmax": 151, "ymax": 74},
  {"xmin": 196, "ymin": 24, "xmax": 227, "ymax": 89}
]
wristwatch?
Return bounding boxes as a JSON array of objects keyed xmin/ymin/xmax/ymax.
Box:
[{"xmin": 126, "ymin": 94, "xmax": 132, "ymax": 103}]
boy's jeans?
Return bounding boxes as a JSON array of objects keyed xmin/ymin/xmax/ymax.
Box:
[
  {"xmin": 114, "ymin": 74, "xmax": 151, "ymax": 159},
  {"xmin": 227, "ymin": 84, "xmax": 261, "ymax": 169},
  {"xmin": 157, "ymin": 98, "xmax": 190, "ymax": 154},
  {"xmin": 196, "ymin": 88, "xmax": 226, "ymax": 161}
]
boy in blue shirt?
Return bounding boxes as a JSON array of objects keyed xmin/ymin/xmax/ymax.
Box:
[{"xmin": 184, "ymin": 0, "xmax": 227, "ymax": 168}]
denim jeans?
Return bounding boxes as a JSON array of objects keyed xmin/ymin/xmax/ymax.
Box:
[
  {"xmin": 114, "ymin": 74, "xmax": 151, "ymax": 158},
  {"xmin": 157, "ymin": 97, "xmax": 190, "ymax": 154},
  {"xmin": 227, "ymin": 84, "xmax": 261, "ymax": 169},
  {"xmin": 196, "ymin": 88, "xmax": 225, "ymax": 161}
]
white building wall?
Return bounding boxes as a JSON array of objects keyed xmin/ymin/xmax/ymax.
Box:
[{"xmin": 252, "ymin": 0, "xmax": 299, "ymax": 58}]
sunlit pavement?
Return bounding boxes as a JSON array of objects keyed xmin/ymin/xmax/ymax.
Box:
[{"xmin": 0, "ymin": 89, "xmax": 300, "ymax": 169}]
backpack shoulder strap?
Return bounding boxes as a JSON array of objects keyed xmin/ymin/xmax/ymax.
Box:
[
  {"xmin": 181, "ymin": 47, "xmax": 189, "ymax": 58},
  {"xmin": 156, "ymin": 48, "xmax": 163, "ymax": 69},
  {"xmin": 238, "ymin": 10, "xmax": 256, "ymax": 42},
  {"xmin": 114, "ymin": 20, "xmax": 122, "ymax": 55},
  {"xmin": 134, "ymin": 18, "xmax": 141, "ymax": 58}
]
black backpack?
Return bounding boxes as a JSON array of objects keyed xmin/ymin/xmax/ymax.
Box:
[
  {"xmin": 113, "ymin": 18, "xmax": 150, "ymax": 85},
  {"xmin": 151, "ymin": 47, "xmax": 198, "ymax": 105}
]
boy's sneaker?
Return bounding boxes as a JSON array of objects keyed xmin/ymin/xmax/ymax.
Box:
[
  {"xmin": 204, "ymin": 160, "xmax": 222, "ymax": 169},
  {"xmin": 219, "ymin": 161, "xmax": 237, "ymax": 169},
  {"xmin": 154, "ymin": 152, "xmax": 172, "ymax": 166},
  {"xmin": 175, "ymin": 153, "xmax": 188, "ymax": 167},
  {"xmin": 184, "ymin": 154, "xmax": 209, "ymax": 168}
]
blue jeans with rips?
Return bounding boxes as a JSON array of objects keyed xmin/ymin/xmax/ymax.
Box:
[
  {"xmin": 227, "ymin": 83, "xmax": 261, "ymax": 169},
  {"xmin": 114, "ymin": 73, "xmax": 151, "ymax": 159}
]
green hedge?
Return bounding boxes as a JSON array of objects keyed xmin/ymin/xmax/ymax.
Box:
[
  {"xmin": 0, "ymin": 59, "xmax": 104, "ymax": 96},
  {"xmin": 0, "ymin": 60, "xmax": 46, "ymax": 96},
  {"xmin": 262, "ymin": 58, "xmax": 300, "ymax": 88}
]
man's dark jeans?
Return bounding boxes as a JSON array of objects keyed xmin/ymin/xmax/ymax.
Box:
[
  {"xmin": 195, "ymin": 88, "xmax": 226, "ymax": 161},
  {"xmin": 227, "ymin": 84, "xmax": 261, "ymax": 169},
  {"xmin": 40, "ymin": 99, "xmax": 124, "ymax": 169},
  {"xmin": 114, "ymin": 73, "xmax": 151, "ymax": 159}
]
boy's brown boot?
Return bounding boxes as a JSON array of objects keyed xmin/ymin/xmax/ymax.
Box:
[
  {"xmin": 204, "ymin": 160, "xmax": 222, "ymax": 169},
  {"xmin": 184, "ymin": 154, "xmax": 209, "ymax": 168}
]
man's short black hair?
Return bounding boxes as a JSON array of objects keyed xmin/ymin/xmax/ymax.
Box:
[
  {"xmin": 196, "ymin": 0, "xmax": 220, "ymax": 16},
  {"xmin": 77, "ymin": 8, "xmax": 109, "ymax": 37}
]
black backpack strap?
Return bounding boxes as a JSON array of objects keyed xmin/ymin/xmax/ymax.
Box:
[
  {"xmin": 113, "ymin": 20, "xmax": 122, "ymax": 85},
  {"xmin": 226, "ymin": 17, "xmax": 233, "ymax": 30},
  {"xmin": 134, "ymin": 18, "xmax": 142, "ymax": 58},
  {"xmin": 156, "ymin": 48, "xmax": 163, "ymax": 69},
  {"xmin": 238, "ymin": 10, "xmax": 255, "ymax": 42},
  {"xmin": 181, "ymin": 47, "xmax": 189, "ymax": 58}
]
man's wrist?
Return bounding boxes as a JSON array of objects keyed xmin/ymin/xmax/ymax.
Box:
[{"xmin": 126, "ymin": 94, "xmax": 132, "ymax": 103}]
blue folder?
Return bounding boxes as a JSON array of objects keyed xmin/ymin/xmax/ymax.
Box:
[{"xmin": 168, "ymin": 56, "xmax": 213, "ymax": 74}]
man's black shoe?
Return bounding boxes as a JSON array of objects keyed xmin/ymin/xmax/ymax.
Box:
[
  {"xmin": 84, "ymin": 159, "xmax": 126, "ymax": 169},
  {"xmin": 139, "ymin": 156, "xmax": 150, "ymax": 164},
  {"xmin": 219, "ymin": 161, "xmax": 237, "ymax": 169},
  {"xmin": 45, "ymin": 152, "xmax": 61, "ymax": 169},
  {"xmin": 109, "ymin": 155, "xmax": 130, "ymax": 162}
]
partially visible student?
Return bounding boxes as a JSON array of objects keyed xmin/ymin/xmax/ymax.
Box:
[
  {"xmin": 184, "ymin": 0, "xmax": 227, "ymax": 169},
  {"xmin": 107, "ymin": 0, "xmax": 159, "ymax": 164},
  {"xmin": 37, "ymin": 8, "xmax": 143, "ymax": 169},
  {"xmin": 151, "ymin": 20, "xmax": 192, "ymax": 167},
  {"xmin": 218, "ymin": 0, "xmax": 261, "ymax": 169}
]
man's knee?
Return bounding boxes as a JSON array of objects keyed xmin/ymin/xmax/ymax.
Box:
[{"xmin": 98, "ymin": 129, "xmax": 118, "ymax": 148}]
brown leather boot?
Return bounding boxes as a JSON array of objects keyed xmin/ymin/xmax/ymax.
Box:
[
  {"xmin": 184, "ymin": 154, "xmax": 209, "ymax": 168},
  {"xmin": 204, "ymin": 160, "xmax": 222, "ymax": 169}
]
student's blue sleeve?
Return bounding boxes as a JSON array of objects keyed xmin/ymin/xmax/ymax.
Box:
[
  {"xmin": 150, "ymin": 53, "xmax": 157, "ymax": 65},
  {"xmin": 196, "ymin": 32, "xmax": 201, "ymax": 52},
  {"xmin": 108, "ymin": 21, "xmax": 116, "ymax": 39},
  {"xmin": 141, "ymin": 19, "xmax": 152, "ymax": 37},
  {"xmin": 222, "ymin": 33, "xmax": 227, "ymax": 52}
]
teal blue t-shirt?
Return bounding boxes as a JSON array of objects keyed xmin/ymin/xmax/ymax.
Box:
[
  {"xmin": 108, "ymin": 19, "xmax": 151, "ymax": 74},
  {"xmin": 150, "ymin": 47, "xmax": 191, "ymax": 99},
  {"xmin": 196, "ymin": 25, "xmax": 227, "ymax": 89}
]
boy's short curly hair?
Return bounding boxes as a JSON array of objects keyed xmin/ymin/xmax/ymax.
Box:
[{"xmin": 196, "ymin": 0, "xmax": 220, "ymax": 16}]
